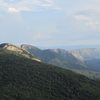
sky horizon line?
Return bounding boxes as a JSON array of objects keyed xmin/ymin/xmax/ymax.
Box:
[{"xmin": 0, "ymin": 42, "xmax": 100, "ymax": 50}]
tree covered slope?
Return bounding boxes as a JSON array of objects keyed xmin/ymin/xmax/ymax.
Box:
[{"xmin": 0, "ymin": 48, "xmax": 100, "ymax": 100}]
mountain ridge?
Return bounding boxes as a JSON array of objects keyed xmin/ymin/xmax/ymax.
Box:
[
  {"xmin": 0, "ymin": 47, "xmax": 100, "ymax": 100},
  {"xmin": 21, "ymin": 44, "xmax": 86, "ymax": 70},
  {"xmin": 21, "ymin": 44, "xmax": 100, "ymax": 80},
  {"xmin": 0, "ymin": 43, "xmax": 41, "ymax": 62},
  {"xmin": 21, "ymin": 44, "xmax": 100, "ymax": 71}
]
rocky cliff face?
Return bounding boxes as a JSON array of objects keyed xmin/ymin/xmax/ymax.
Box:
[{"xmin": 0, "ymin": 43, "xmax": 41, "ymax": 62}]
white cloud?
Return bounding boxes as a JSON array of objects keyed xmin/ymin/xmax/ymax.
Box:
[
  {"xmin": 85, "ymin": 22, "xmax": 100, "ymax": 27},
  {"xmin": 40, "ymin": 4, "xmax": 51, "ymax": 7},
  {"xmin": 19, "ymin": 7, "xmax": 32, "ymax": 12},
  {"xmin": 68, "ymin": 39, "xmax": 100, "ymax": 46},
  {"xmin": 33, "ymin": 33, "xmax": 46, "ymax": 40},
  {"xmin": 8, "ymin": 8, "xmax": 19, "ymax": 13},
  {"xmin": 8, "ymin": 7, "xmax": 32, "ymax": 14},
  {"xmin": 84, "ymin": 22, "xmax": 100, "ymax": 31},
  {"xmin": 0, "ymin": 0, "xmax": 58, "ymax": 14},
  {"xmin": 74, "ymin": 15, "xmax": 90, "ymax": 20}
]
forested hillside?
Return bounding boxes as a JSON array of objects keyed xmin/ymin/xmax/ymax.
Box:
[{"xmin": 0, "ymin": 48, "xmax": 100, "ymax": 100}]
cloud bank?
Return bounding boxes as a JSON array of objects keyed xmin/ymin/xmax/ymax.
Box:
[{"xmin": 0, "ymin": 0, "xmax": 57, "ymax": 14}]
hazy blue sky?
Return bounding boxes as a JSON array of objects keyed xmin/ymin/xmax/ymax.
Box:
[{"xmin": 0, "ymin": 0, "xmax": 100, "ymax": 49}]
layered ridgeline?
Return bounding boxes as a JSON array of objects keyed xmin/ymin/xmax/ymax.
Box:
[
  {"xmin": 21, "ymin": 44, "xmax": 100, "ymax": 80},
  {"xmin": 21, "ymin": 44, "xmax": 86, "ymax": 69},
  {"xmin": 0, "ymin": 43, "xmax": 100, "ymax": 100}
]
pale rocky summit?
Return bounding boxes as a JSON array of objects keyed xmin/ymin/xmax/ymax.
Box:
[{"xmin": 0, "ymin": 43, "xmax": 41, "ymax": 62}]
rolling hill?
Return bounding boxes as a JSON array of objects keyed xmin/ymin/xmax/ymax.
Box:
[{"xmin": 0, "ymin": 43, "xmax": 100, "ymax": 100}]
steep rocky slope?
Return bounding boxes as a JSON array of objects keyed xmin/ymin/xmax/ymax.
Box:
[{"xmin": 0, "ymin": 43, "xmax": 41, "ymax": 62}]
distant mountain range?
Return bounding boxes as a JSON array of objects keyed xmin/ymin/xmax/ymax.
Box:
[
  {"xmin": 21, "ymin": 44, "xmax": 86, "ymax": 69},
  {"xmin": 69, "ymin": 48, "xmax": 100, "ymax": 72},
  {"xmin": 0, "ymin": 43, "xmax": 100, "ymax": 100},
  {"xmin": 21, "ymin": 44, "xmax": 100, "ymax": 71},
  {"xmin": 21, "ymin": 44, "xmax": 100, "ymax": 80}
]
